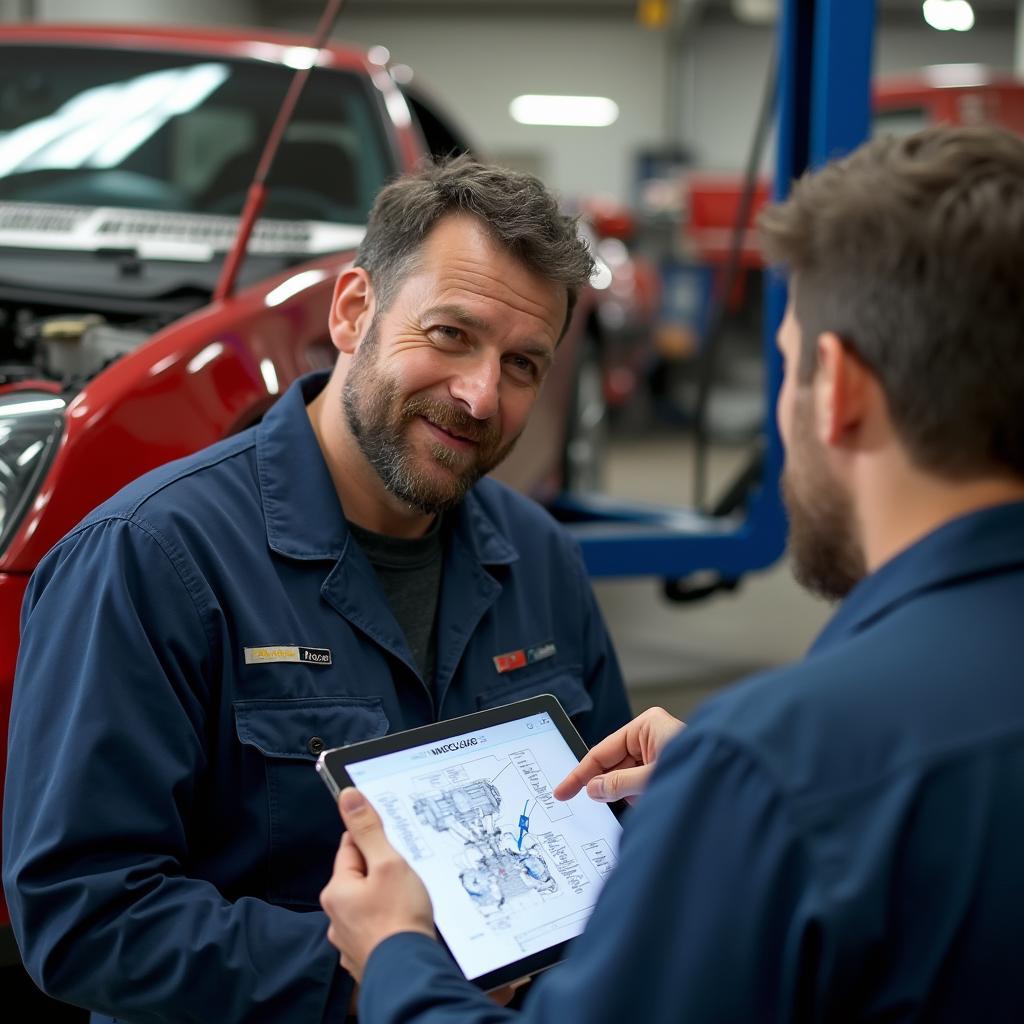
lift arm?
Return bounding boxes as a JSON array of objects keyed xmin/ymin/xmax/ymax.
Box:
[{"xmin": 556, "ymin": 0, "xmax": 876, "ymax": 581}]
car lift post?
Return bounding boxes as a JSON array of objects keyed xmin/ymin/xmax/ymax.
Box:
[{"xmin": 555, "ymin": 0, "xmax": 876, "ymax": 582}]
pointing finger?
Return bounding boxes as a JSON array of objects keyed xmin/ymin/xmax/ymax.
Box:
[
  {"xmin": 554, "ymin": 723, "xmax": 638, "ymax": 800},
  {"xmin": 586, "ymin": 764, "xmax": 653, "ymax": 803}
]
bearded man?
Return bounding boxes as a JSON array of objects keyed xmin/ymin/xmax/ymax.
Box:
[
  {"xmin": 3, "ymin": 157, "xmax": 631, "ymax": 1024},
  {"xmin": 320, "ymin": 126, "xmax": 1024, "ymax": 1023}
]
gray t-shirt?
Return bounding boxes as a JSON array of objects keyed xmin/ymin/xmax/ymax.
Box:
[{"xmin": 347, "ymin": 515, "xmax": 444, "ymax": 688}]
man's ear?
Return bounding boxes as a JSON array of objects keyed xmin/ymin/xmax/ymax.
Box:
[
  {"xmin": 328, "ymin": 267, "xmax": 375, "ymax": 355},
  {"xmin": 814, "ymin": 331, "xmax": 872, "ymax": 448}
]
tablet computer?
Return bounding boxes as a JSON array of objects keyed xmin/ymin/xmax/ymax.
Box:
[{"xmin": 316, "ymin": 694, "xmax": 625, "ymax": 992}]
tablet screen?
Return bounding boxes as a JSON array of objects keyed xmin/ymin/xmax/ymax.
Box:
[{"xmin": 343, "ymin": 709, "xmax": 623, "ymax": 982}]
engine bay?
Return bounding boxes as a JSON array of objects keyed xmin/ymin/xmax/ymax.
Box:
[{"xmin": 0, "ymin": 302, "xmax": 157, "ymax": 387}]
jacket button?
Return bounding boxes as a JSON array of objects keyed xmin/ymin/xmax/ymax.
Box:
[{"xmin": 307, "ymin": 736, "xmax": 326, "ymax": 756}]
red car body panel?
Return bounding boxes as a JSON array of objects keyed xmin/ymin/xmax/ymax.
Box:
[{"xmin": 0, "ymin": 258, "xmax": 344, "ymax": 572}]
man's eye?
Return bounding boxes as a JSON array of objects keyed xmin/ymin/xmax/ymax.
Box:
[
  {"xmin": 504, "ymin": 354, "xmax": 539, "ymax": 383},
  {"xmin": 429, "ymin": 325, "xmax": 463, "ymax": 344}
]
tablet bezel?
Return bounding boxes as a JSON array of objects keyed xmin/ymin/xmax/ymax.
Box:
[{"xmin": 316, "ymin": 693, "xmax": 626, "ymax": 992}]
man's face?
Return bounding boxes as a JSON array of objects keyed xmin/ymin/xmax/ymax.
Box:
[
  {"xmin": 342, "ymin": 215, "xmax": 566, "ymax": 515},
  {"xmin": 776, "ymin": 297, "xmax": 867, "ymax": 600}
]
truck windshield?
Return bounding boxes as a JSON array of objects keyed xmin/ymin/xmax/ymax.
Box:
[{"xmin": 0, "ymin": 44, "xmax": 396, "ymax": 224}]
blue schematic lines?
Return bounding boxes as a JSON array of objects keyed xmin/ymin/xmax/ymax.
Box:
[{"xmin": 517, "ymin": 801, "xmax": 532, "ymax": 850}]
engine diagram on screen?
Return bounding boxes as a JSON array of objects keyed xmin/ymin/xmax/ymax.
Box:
[
  {"xmin": 350, "ymin": 725, "xmax": 624, "ymax": 976},
  {"xmin": 412, "ymin": 779, "xmax": 558, "ymax": 918}
]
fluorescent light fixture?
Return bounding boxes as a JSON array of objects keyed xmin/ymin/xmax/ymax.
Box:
[
  {"xmin": 922, "ymin": 0, "xmax": 975, "ymax": 32},
  {"xmin": 510, "ymin": 95, "xmax": 619, "ymax": 128},
  {"xmin": 367, "ymin": 45, "xmax": 391, "ymax": 67}
]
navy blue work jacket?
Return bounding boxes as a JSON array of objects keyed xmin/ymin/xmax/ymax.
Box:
[
  {"xmin": 2, "ymin": 373, "xmax": 630, "ymax": 1023},
  {"xmin": 357, "ymin": 501, "xmax": 1024, "ymax": 1024}
]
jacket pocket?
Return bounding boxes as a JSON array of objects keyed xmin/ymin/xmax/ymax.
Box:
[
  {"xmin": 233, "ymin": 696, "xmax": 389, "ymax": 906},
  {"xmin": 234, "ymin": 695, "xmax": 388, "ymax": 759},
  {"xmin": 476, "ymin": 668, "xmax": 593, "ymax": 719}
]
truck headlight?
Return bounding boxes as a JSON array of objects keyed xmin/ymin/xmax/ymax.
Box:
[{"xmin": 0, "ymin": 393, "xmax": 66, "ymax": 553}]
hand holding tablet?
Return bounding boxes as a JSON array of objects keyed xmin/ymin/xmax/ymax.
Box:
[
  {"xmin": 316, "ymin": 695, "xmax": 627, "ymax": 991},
  {"xmin": 322, "ymin": 787, "xmax": 436, "ymax": 982}
]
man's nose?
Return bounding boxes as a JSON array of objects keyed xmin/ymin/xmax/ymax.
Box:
[{"xmin": 449, "ymin": 355, "xmax": 500, "ymax": 422}]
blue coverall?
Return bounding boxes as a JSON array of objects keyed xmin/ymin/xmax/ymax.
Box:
[
  {"xmin": 357, "ymin": 502, "xmax": 1024, "ymax": 1023},
  {"xmin": 3, "ymin": 372, "xmax": 631, "ymax": 1023}
]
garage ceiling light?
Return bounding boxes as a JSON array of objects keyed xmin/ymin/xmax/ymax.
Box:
[
  {"xmin": 922, "ymin": 0, "xmax": 975, "ymax": 32},
  {"xmin": 510, "ymin": 95, "xmax": 619, "ymax": 128}
]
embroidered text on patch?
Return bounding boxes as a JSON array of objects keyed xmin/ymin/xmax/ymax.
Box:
[{"xmin": 244, "ymin": 646, "xmax": 332, "ymax": 666}]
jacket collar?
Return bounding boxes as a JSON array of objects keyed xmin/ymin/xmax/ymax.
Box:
[
  {"xmin": 257, "ymin": 373, "xmax": 350, "ymax": 561},
  {"xmin": 256, "ymin": 372, "xmax": 519, "ymax": 568},
  {"xmin": 449, "ymin": 486, "xmax": 519, "ymax": 568},
  {"xmin": 810, "ymin": 499, "xmax": 1024, "ymax": 654}
]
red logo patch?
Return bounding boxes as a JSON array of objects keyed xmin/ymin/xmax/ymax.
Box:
[{"xmin": 493, "ymin": 649, "xmax": 528, "ymax": 673}]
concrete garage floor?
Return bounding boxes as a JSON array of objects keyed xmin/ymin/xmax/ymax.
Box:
[{"xmin": 593, "ymin": 430, "xmax": 835, "ymax": 722}]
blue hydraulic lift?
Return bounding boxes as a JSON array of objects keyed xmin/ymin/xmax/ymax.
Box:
[{"xmin": 555, "ymin": 0, "xmax": 877, "ymax": 585}]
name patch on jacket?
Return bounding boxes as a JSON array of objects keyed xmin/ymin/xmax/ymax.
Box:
[
  {"xmin": 493, "ymin": 642, "xmax": 556, "ymax": 674},
  {"xmin": 244, "ymin": 646, "xmax": 332, "ymax": 666}
]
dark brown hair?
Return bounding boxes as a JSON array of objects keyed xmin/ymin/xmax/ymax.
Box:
[
  {"xmin": 759, "ymin": 124, "xmax": 1024, "ymax": 479},
  {"xmin": 355, "ymin": 155, "xmax": 594, "ymax": 338}
]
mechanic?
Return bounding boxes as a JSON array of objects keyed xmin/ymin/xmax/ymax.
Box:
[
  {"xmin": 2, "ymin": 156, "xmax": 632, "ymax": 1023},
  {"xmin": 320, "ymin": 124, "xmax": 1024, "ymax": 1022}
]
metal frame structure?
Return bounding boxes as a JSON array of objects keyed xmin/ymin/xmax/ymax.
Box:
[{"xmin": 556, "ymin": 0, "xmax": 876, "ymax": 581}]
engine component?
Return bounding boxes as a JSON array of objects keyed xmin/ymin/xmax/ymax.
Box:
[{"xmin": 34, "ymin": 314, "xmax": 149, "ymax": 381}]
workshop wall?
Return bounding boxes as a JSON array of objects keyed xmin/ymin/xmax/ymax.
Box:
[
  {"xmin": 272, "ymin": 9, "xmax": 1016, "ymax": 200},
  {"xmin": 277, "ymin": 12, "xmax": 670, "ymax": 207},
  {"xmin": 3, "ymin": 2, "xmax": 1018, "ymax": 201},
  {"xmin": 680, "ymin": 17, "xmax": 1014, "ymax": 172}
]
